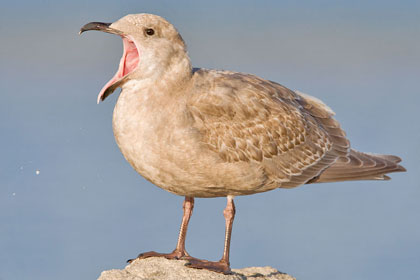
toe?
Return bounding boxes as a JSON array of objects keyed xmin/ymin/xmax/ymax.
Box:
[{"xmin": 185, "ymin": 258, "xmax": 231, "ymax": 274}]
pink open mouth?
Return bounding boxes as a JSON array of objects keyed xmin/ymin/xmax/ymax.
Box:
[{"xmin": 97, "ymin": 36, "xmax": 139, "ymax": 103}]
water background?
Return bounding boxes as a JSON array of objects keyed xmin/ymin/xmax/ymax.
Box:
[{"xmin": 1, "ymin": 1, "xmax": 419, "ymax": 279}]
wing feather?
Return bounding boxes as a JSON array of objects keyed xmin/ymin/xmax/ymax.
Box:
[
  {"xmin": 188, "ymin": 70, "xmax": 350, "ymax": 189},
  {"xmin": 311, "ymin": 149, "xmax": 406, "ymax": 183}
]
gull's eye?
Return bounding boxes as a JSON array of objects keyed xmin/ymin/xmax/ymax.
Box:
[{"xmin": 145, "ymin": 28, "xmax": 155, "ymax": 36}]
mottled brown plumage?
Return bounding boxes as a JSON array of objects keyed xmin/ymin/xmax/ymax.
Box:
[
  {"xmin": 80, "ymin": 13, "xmax": 405, "ymax": 274},
  {"xmin": 187, "ymin": 69, "xmax": 404, "ymax": 192},
  {"xmin": 188, "ymin": 70, "xmax": 351, "ymax": 191}
]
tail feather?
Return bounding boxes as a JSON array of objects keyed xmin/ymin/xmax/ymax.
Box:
[{"xmin": 309, "ymin": 149, "xmax": 406, "ymax": 184}]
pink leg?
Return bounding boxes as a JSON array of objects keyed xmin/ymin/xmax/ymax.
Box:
[
  {"xmin": 128, "ymin": 196, "xmax": 194, "ymax": 262},
  {"xmin": 186, "ymin": 196, "xmax": 236, "ymax": 274}
]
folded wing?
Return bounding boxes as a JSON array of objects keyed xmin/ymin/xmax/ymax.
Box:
[{"xmin": 188, "ymin": 70, "xmax": 356, "ymax": 191}]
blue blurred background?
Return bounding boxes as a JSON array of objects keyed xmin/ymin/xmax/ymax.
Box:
[{"xmin": 1, "ymin": 1, "xmax": 419, "ymax": 279}]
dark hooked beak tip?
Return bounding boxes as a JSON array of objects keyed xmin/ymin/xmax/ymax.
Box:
[{"xmin": 79, "ymin": 22, "xmax": 120, "ymax": 35}]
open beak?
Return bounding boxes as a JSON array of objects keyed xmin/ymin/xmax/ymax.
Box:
[
  {"xmin": 80, "ymin": 21, "xmax": 140, "ymax": 103},
  {"xmin": 79, "ymin": 22, "xmax": 123, "ymax": 36}
]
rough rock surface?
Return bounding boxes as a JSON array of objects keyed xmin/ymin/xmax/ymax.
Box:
[{"xmin": 98, "ymin": 257, "xmax": 295, "ymax": 280}]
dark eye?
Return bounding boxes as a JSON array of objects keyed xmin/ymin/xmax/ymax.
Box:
[{"xmin": 145, "ymin": 28, "xmax": 155, "ymax": 36}]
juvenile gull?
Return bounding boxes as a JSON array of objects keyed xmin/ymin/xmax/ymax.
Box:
[{"xmin": 80, "ymin": 14, "xmax": 405, "ymax": 274}]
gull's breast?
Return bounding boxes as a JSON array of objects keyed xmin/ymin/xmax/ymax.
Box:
[{"xmin": 111, "ymin": 81, "xmax": 265, "ymax": 197}]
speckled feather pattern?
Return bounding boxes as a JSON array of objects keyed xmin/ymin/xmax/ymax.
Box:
[{"xmin": 187, "ymin": 70, "xmax": 349, "ymax": 190}]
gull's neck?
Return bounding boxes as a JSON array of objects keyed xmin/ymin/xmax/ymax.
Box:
[{"xmin": 126, "ymin": 48, "xmax": 193, "ymax": 96}]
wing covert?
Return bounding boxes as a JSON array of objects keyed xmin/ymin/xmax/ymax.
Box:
[{"xmin": 187, "ymin": 70, "xmax": 349, "ymax": 188}]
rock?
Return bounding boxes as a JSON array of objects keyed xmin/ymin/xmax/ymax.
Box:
[{"xmin": 98, "ymin": 257, "xmax": 295, "ymax": 280}]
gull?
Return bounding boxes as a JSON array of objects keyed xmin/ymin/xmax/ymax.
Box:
[{"xmin": 80, "ymin": 14, "xmax": 405, "ymax": 274}]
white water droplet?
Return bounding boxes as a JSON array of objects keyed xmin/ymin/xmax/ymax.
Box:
[
  {"xmin": 12, "ymin": 192, "xmax": 16, "ymax": 196},
  {"xmin": 35, "ymin": 170, "xmax": 40, "ymax": 175}
]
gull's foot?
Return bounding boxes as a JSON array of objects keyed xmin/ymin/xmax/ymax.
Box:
[
  {"xmin": 185, "ymin": 258, "xmax": 231, "ymax": 274},
  {"xmin": 127, "ymin": 249, "xmax": 188, "ymax": 263}
]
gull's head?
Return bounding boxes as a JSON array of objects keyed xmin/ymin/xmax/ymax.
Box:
[{"xmin": 80, "ymin": 14, "xmax": 189, "ymax": 103}]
